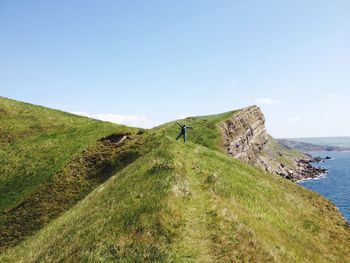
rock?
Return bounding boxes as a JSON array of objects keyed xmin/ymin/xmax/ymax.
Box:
[
  {"xmin": 219, "ymin": 106, "xmax": 268, "ymax": 165},
  {"xmin": 219, "ymin": 106, "xmax": 327, "ymax": 181},
  {"xmin": 312, "ymin": 157, "xmax": 323, "ymax": 163}
]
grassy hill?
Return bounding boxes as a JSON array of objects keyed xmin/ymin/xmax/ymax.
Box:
[
  {"xmin": 0, "ymin": 97, "xmax": 143, "ymax": 249},
  {"xmin": 1, "ymin": 98, "xmax": 349, "ymax": 262},
  {"xmin": 283, "ymin": 137, "xmax": 350, "ymax": 148},
  {"xmin": 154, "ymin": 110, "xmax": 236, "ymax": 150},
  {"xmin": 0, "ymin": 97, "xmax": 134, "ymax": 214}
]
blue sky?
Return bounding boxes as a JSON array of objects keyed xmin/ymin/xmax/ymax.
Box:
[{"xmin": 1, "ymin": 0, "xmax": 349, "ymax": 137}]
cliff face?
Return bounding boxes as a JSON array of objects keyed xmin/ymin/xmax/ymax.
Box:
[
  {"xmin": 219, "ymin": 106, "xmax": 268, "ymax": 165},
  {"xmin": 219, "ymin": 106, "xmax": 324, "ymax": 181}
]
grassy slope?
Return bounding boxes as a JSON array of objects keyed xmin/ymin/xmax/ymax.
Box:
[
  {"xmin": 0, "ymin": 97, "xmax": 135, "ymax": 213},
  {"xmin": 1, "ymin": 137, "xmax": 349, "ymax": 262},
  {"xmin": 0, "ymin": 131, "xmax": 155, "ymax": 250},
  {"xmin": 154, "ymin": 110, "xmax": 236, "ymax": 150},
  {"xmin": 1, "ymin": 108, "xmax": 349, "ymax": 262},
  {"xmin": 260, "ymin": 135, "xmax": 308, "ymax": 171}
]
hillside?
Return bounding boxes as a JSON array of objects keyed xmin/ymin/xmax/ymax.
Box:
[
  {"xmin": 0, "ymin": 97, "xmax": 133, "ymax": 214},
  {"xmin": 277, "ymin": 139, "xmax": 350, "ymax": 152},
  {"xmin": 1, "ymin": 98, "xmax": 350, "ymax": 262},
  {"xmin": 0, "ymin": 97, "xmax": 142, "ymax": 249},
  {"xmin": 283, "ymin": 137, "xmax": 350, "ymax": 148},
  {"xmin": 155, "ymin": 106, "xmax": 317, "ymax": 181}
]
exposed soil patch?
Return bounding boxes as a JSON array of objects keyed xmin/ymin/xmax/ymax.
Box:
[{"xmin": 99, "ymin": 132, "xmax": 131, "ymax": 143}]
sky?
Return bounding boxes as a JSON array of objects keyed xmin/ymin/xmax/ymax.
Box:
[{"xmin": 0, "ymin": 0, "xmax": 349, "ymax": 137}]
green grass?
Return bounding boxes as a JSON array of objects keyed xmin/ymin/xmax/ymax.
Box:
[
  {"xmin": 1, "ymin": 98, "xmax": 349, "ymax": 262},
  {"xmin": 1, "ymin": 138, "xmax": 349, "ymax": 262},
  {"xmin": 154, "ymin": 110, "xmax": 236, "ymax": 150},
  {"xmin": 0, "ymin": 96, "xmax": 135, "ymax": 213},
  {"xmin": 0, "ymin": 131, "xmax": 155, "ymax": 250}
]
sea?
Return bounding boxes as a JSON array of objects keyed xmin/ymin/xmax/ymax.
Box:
[{"xmin": 298, "ymin": 151, "xmax": 350, "ymax": 223}]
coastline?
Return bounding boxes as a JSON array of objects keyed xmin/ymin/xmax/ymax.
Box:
[
  {"xmin": 276, "ymin": 153, "xmax": 329, "ymax": 182},
  {"xmin": 296, "ymin": 171, "xmax": 328, "ymax": 183},
  {"xmin": 291, "ymin": 156, "xmax": 328, "ymax": 181}
]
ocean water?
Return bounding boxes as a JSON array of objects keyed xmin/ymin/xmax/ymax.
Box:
[{"xmin": 298, "ymin": 151, "xmax": 350, "ymax": 223}]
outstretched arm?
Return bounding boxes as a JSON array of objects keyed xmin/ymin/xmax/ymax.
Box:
[
  {"xmin": 187, "ymin": 126, "xmax": 193, "ymax": 129},
  {"xmin": 176, "ymin": 122, "xmax": 183, "ymax": 128}
]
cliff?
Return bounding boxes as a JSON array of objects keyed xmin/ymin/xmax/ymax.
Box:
[
  {"xmin": 219, "ymin": 106, "xmax": 268, "ymax": 165},
  {"xmin": 219, "ymin": 106, "xmax": 325, "ymax": 181}
]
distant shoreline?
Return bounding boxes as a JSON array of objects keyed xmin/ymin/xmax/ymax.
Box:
[{"xmin": 277, "ymin": 139, "xmax": 350, "ymax": 152}]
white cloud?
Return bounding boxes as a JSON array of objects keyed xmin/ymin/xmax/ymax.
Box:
[
  {"xmin": 286, "ymin": 117, "xmax": 300, "ymax": 123},
  {"xmin": 254, "ymin": 98, "xmax": 277, "ymax": 105},
  {"xmin": 324, "ymin": 93, "xmax": 337, "ymax": 99},
  {"xmin": 72, "ymin": 112, "xmax": 159, "ymax": 128},
  {"xmin": 177, "ymin": 113, "xmax": 194, "ymax": 119}
]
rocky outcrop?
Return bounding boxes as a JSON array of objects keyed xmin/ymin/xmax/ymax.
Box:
[
  {"xmin": 219, "ymin": 106, "xmax": 326, "ymax": 181},
  {"xmin": 219, "ymin": 106, "xmax": 268, "ymax": 165}
]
